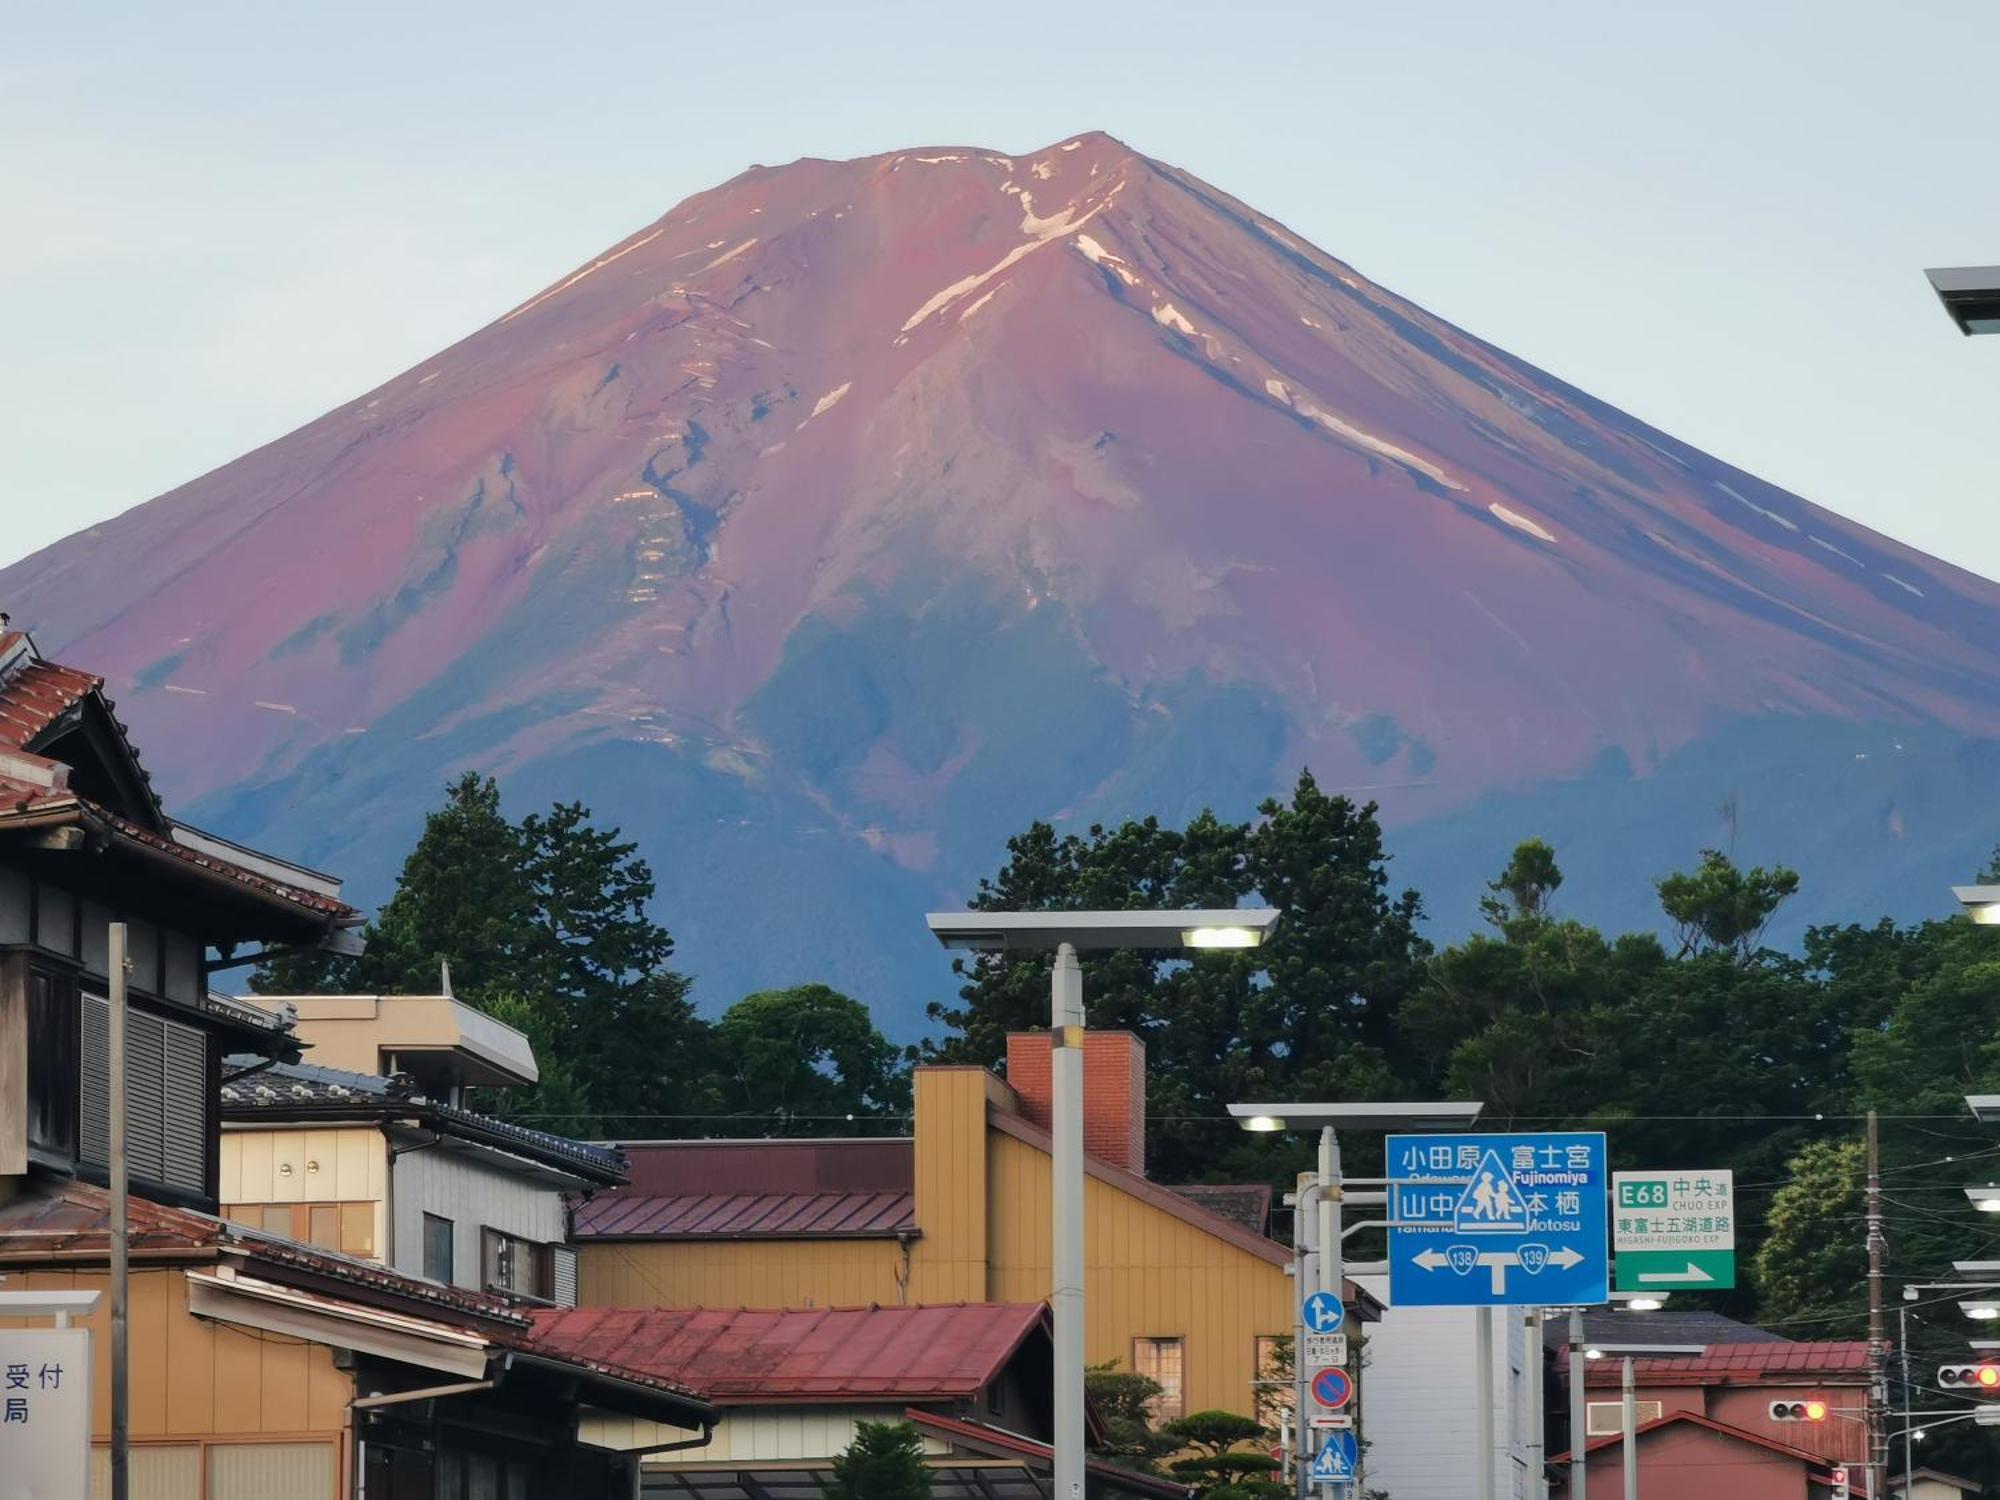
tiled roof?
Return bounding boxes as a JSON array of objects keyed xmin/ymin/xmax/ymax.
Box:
[
  {"xmin": 1582, "ymin": 1339, "xmax": 1869, "ymax": 1387},
  {"xmin": 1173, "ymin": 1184, "xmax": 1271, "ymax": 1235},
  {"xmin": 0, "ymin": 637, "xmax": 102, "ymax": 751},
  {"xmin": 0, "ymin": 1180, "xmax": 525, "ymax": 1326},
  {"xmin": 0, "ymin": 631, "xmax": 357, "ymax": 933},
  {"xmin": 572, "ymin": 1190, "xmax": 914, "ymax": 1239},
  {"xmin": 526, "ymin": 1302, "xmax": 1049, "ymax": 1403},
  {"xmin": 0, "ymin": 1181, "xmax": 702, "ymax": 1406},
  {"xmin": 1549, "ymin": 1307, "xmax": 1791, "ymax": 1352},
  {"xmin": 223, "ymin": 1060, "xmax": 628, "ymax": 1185}
]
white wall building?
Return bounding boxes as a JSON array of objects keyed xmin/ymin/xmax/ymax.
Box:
[
  {"xmin": 1355, "ymin": 1276, "xmax": 1537, "ymax": 1500},
  {"xmin": 220, "ymin": 990, "xmax": 622, "ymax": 1304}
]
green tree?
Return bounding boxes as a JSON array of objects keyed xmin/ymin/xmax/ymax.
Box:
[
  {"xmin": 1165, "ymin": 1410, "xmax": 1278, "ymax": 1493},
  {"xmin": 824, "ymin": 1420, "xmax": 933, "ymax": 1500},
  {"xmin": 257, "ymin": 774, "xmax": 709, "ymax": 1135},
  {"xmin": 709, "ymin": 985, "xmax": 912, "ymax": 1134},
  {"xmin": 1655, "ymin": 849, "xmax": 1800, "ymax": 961},
  {"xmin": 253, "ymin": 772, "xmax": 530, "ymax": 1000},
  {"xmin": 1085, "ymin": 1361, "xmax": 1180, "ymax": 1473},
  {"xmin": 1478, "ymin": 836, "xmax": 1563, "ymax": 929},
  {"xmin": 1754, "ymin": 1137, "xmax": 1866, "ymax": 1331},
  {"xmin": 927, "ymin": 773, "xmax": 1429, "ymax": 1182}
]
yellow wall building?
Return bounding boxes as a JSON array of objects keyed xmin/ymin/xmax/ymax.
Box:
[{"xmin": 576, "ymin": 1036, "xmax": 1376, "ymax": 1421}]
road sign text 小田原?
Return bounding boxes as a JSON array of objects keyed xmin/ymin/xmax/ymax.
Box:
[{"xmin": 1385, "ymin": 1132, "xmax": 1609, "ymax": 1307}]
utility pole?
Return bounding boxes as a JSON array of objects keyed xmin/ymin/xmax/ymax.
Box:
[
  {"xmin": 1475, "ymin": 1307, "xmax": 1496, "ymax": 1500},
  {"xmin": 109, "ymin": 921, "xmax": 130, "ymax": 1500},
  {"xmin": 1523, "ymin": 1309, "xmax": 1546, "ymax": 1500},
  {"xmin": 1899, "ymin": 1303, "xmax": 1914, "ymax": 1490},
  {"xmin": 1866, "ymin": 1108, "xmax": 1886, "ymax": 1500}
]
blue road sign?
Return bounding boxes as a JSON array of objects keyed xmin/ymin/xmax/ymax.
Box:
[
  {"xmin": 1301, "ymin": 1290, "xmax": 1345, "ymax": 1334},
  {"xmin": 1310, "ymin": 1366, "xmax": 1353, "ymax": 1410},
  {"xmin": 1310, "ymin": 1430, "xmax": 1357, "ymax": 1483},
  {"xmin": 1386, "ymin": 1132, "xmax": 1608, "ymax": 1307}
]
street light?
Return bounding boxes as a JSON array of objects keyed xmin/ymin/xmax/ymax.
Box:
[
  {"xmin": 1925, "ymin": 268, "xmax": 2000, "ymax": 336},
  {"xmin": 1963, "ymin": 1187, "xmax": 2000, "ymax": 1212},
  {"xmin": 927, "ymin": 907, "xmax": 1280, "ymax": 1500},
  {"xmin": 1582, "ymin": 1343, "xmax": 1707, "ymax": 1500},
  {"xmin": 1229, "ymin": 1098, "xmax": 1481, "ymax": 1500},
  {"xmin": 1962, "ymin": 1300, "xmax": 2000, "ymax": 1321},
  {"xmin": 1951, "ymin": 886, "xmax": 2000, "ymax": 925}
]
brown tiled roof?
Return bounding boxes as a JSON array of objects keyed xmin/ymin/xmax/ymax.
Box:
[
  {"xmin": 526, "ymin": 1303, "xmax": 1046, "ymax": 1404},
  {"xmin": 0, "ymin": 640, "xmax": 102, "ymax": 751}
]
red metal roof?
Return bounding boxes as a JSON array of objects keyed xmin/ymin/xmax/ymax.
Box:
[
  {"xmin": 1582, "ymin": 1339, "xmax": 1870, "ymax": 1387},
  {"xmin": 526, "ymin": 1302, "xmax": 1048, "ymax": 1403},
  {"xmin": 573, "ymin": 1190, "xmax": 915, "ymax": 1239}
]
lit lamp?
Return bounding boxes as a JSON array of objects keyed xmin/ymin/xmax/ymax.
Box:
[
  {"xmin": 1962, "ymin": 1300, "xmax": 2000, "ymax": 1322},
  {"xmin": 1951, "ymin": 886, "xmax": 2000, "ymax": 925},
  {"xmin": 1964, "ymin": 1187, "xmax": 2000, "ymax": 1213},
  {"xmin": 927, "ymin": 907, "xmax": 1280, "ymax": 1500}
]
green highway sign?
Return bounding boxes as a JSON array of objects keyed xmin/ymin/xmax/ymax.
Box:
[
  {"xmin": 1615, "ymin": 1249, "xmax": 1735, "ymax": 1289},
  {"xmin": 1613, "ymin": 1169, "xmax": 1735, "ymax": 1292}
]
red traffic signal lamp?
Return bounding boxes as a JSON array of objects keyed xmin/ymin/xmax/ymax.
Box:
[
  {"xmin": 1830, "ymin": 1464, "xmax": 1850, "ymax": 1500},
  {"xmin": 1769, "ymin": 1399, "xmax": 1829, "ymax": 1422},
  {"xmin": 1937, "ymin": 1363, "xmax": 2000, "ymax": 1393}
]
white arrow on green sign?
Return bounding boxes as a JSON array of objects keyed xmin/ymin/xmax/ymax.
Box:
[{"xmin": 1612, "ymin": 1170, "xmax": 1735, "ymax": 1292}]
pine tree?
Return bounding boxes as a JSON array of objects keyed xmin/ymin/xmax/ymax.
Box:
[{"xmin": 824, "ymin": 1420, "xmax": 933, "ymax": 1500}]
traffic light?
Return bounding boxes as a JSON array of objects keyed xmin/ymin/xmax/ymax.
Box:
[
  {"xmin": 1937, "ymin": 1363, "xmax": 2000, "ymax": 1393},
  {"xmin": 1830, "ymin": 1464, "xmax": 1850, "ymax": 1500},
  {"xmin": 1769, "ymin": 1398, "xmax": 1829, "ymax": 1422}
]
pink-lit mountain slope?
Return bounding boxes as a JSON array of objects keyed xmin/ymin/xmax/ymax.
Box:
[{"xmin": 8, "ymin": 132, "xmax": 2000, "ymax": 1023}]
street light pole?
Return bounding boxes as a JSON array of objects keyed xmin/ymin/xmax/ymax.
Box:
[
  {"xmin": 1621, "ymin": 1356, "xmax": 1638, "ymax": 1499},
  {"xmin": 1050, "ymin": 942, "xmax": 1086, "ymax": 1500},
  {"xmin": 926, "ymin": 909, "xmax": 1283, "ymax": 1500},
  {"xmin": 1569, "ymin": 1309, "xmax": 1587, "ymax": 1500}
]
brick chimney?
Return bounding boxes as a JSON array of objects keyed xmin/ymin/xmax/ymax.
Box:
[{"xmin": 1005, "ymin": 1030, "xmax": 1147, "ymax": 1176}]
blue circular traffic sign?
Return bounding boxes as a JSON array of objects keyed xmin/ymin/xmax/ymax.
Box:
[
  {"xmin": 1311, "ymin": 1366, "xmax": 1353, "ymax": 1410},
  {"xmin": 1301, "ymin": 1290, "xmax": 1345, "ymax": 1334}
]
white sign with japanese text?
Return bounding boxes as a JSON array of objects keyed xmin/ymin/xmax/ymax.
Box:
[{"xmin": 0, "ymin": 1327, "xmax": 91, "ymax": 1498}]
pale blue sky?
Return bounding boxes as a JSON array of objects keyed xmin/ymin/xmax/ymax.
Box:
[{"xmin": 4, "ymin": 1, "xmax": 1995, "ymax": 576}]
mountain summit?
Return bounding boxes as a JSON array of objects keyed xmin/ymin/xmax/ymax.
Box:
[{"xmin": 10, "ymin": 133, "xmax": 2000, "ymax": 1020}]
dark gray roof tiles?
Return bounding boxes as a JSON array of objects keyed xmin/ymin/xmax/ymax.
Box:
[{"xmin": 221, "ymin": 1057, "xmax": 628, "ymax": 1185}]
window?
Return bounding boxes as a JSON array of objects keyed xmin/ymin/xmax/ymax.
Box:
[
  {"xmin": 481, "ymin": 1227, "xmax": 552, "ymax": 1301},
  {"xmin": 208, "ymin": 1442, "xmax": 337, "ymax": 1500},
  {"xmin": 1586, "ymin": 1400, "xmax": 1662, "ymax": 1435},
  {"xmin": 225, "ymin": 1202, "xmax": 376, "ymax": 1259},
  {"xmin": 1132, "ymin": 1337, "xmax": 1185, "ymax": 1422},
  {"xmin": 25, "ymin": 967, "xmax": 80, "ymax": 1160},
  {"xmin": 79, "ymin": 996, "xmax": 208, "ymax": 1197},
  {"xmin": 423, "ymin": 1213, "xmax": 455, "ymax": 1284},
  {"xmin": 1254, "ymin": 1335, "xmax": 1295, "ymax": 1425}
]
